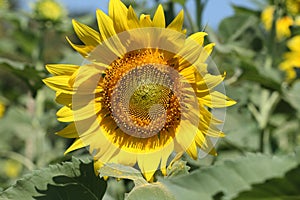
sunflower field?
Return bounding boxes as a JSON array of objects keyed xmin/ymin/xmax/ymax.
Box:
[{"xmin": 0, "ymin": 0, "xmax": 300, "ymax": 199}]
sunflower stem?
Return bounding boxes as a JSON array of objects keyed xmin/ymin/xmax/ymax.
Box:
[
  {"xmin": 195, "ymin": 0, "xmax": 207, "ymax": 31},
  {"xmin": 183, "ymin": 4, "xmax": 197, "ymax": 33}
]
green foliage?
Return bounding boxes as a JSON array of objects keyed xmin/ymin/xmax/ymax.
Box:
[
  {"xmin": 233, "ymin": 166, "xmax": 300, "ymax": 200},
  {"xmin": 99, "ymin": 163, "xmax": 175, "ymax": 199},
  {"xmin": 160, "ymin": 153, "xmax": 300, "ymax": 200},
  {"xmin": 0, "ymin": 157, "xmax": 107, "ymax": 200},
  {"xmin": 126, "ymin": 183, "xmax": 175, "ymax": 200},
  {"xmin": 99, "ymin": 163, "xmax": 147, "ymax": 186},
  {"xmin": 284, "ymin": 81, "xmax": 300, "ymax": 112},
  {"xmin": 166, "ymin": 160, "xmax": 190, "ymax": 177}
]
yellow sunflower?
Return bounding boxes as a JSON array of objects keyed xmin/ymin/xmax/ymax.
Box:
[
  {"xmin": 280, "ymin": 35, "xmax": 300, "ymax": 81},
  {"xmin": 34, "ymin": 0, "xmax": 65, "ymax": 21},
  {"xmin": 261, "ymin": 6, "xmax": 275, "ymax": 31},
  {"xmin": 44, "ymin": 0, "xmax": 235, "ymax": 181},
  {"xmin": 261, "ymin": 6, "xmax": 294, "ymax": 40},
  {"xmin": 276, "ymin": 16, "xmax": 294, "ymax": 40}
]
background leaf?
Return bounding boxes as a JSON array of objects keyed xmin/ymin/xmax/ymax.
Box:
[
  {"xmin": 233, "ymin": 165, "xmax": 300, "ymax": 200},
  {"xmin": 0, "ymin": 157, "xmax": 107, "ymax": 200},
  {"xmin": 126, "ymin": 183, "xmax": 175, "ymax": 200},
  {"xmin": 159, "ymin": 153, "xmax": 299, "ymax": 200}
]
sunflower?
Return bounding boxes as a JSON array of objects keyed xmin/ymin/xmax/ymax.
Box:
[
  {"xmin": 261, "ymin": 6, "xmax": 275, "ymax": 31},
  {"xmin": 34, "ymin": 0, "xmax": 65, "ymax": 22},
  {"xmin": 44, "ymin": 0, "xmax": 235, "ymax": 181},
  {"xmin": 276, "ymin": 16, "xmax": 294, "ymax": 40},
  {"xmin": 261, "ymin": 6, "xmax": 294, "ymax": 40},
  {"xmin": 280, "ymin": 35, "xmax": 300, "ymax": 81}
]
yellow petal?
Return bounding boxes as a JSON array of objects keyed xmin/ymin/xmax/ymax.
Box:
[
  {"xmin": 66, "ymin": 36, "xmax": 94, "ymax": 57},
  {"xmin": 175, "ymin": 119, "xmax": 198, "ymax": 154},
  {"xmin": 160, "ymin": 141, "xmax": 174, "ymax": 175},
  {"xmin": 139, "ymin": 14, "xmax": 152, "ymax": 27},
  {"xmin": 96, "ymin": 9, "xmax": 126, "ymax": 57},
  {"xmin": 57, "ymin": 106, "xmax": 73, "ymax": 122},
  {"xmin": 287, "ymin": 35, "xmax": 300, "ymax": 52},
  {"xmin": 200, "ymin": 91, "xmax": 236, "ymax": 108},
  {"xmin": 68, "ymin": 64, "xmax": 104, "ymax": 94},
  {"xmin": 109, "ymin": 0, "xmax": 129, "ymax": 33},
  {"xmin": 45, "ymin": 64, "xmax": 79, "ymax": 76},
  {"xmin": 177, "ymin": 37, "xmax": 208, "ymax": 69},
  {"xmin": 43, "ymin": 76, "xmax": 73, "ymax": 94},
  {"xmin": 112, "ymin": 150, "xmax": 136, "ymax": 167},
  {"xmin": 179, "ymin": 66, "xmax": 196, "ymax": 83},
  {"xmin": 199, "ymin": 121, "xmax": 225, "ymax": 138},
  {"xmin": 198, "ymin": 43, "xmax": 215, "ymax": 63},
  {"xmin": 56, "ymin": 123, "xmax": 78, "ymax": 138},
  {"xmin": 55, "ymin": 92, "xmax": 72, "ymax": 105},
  {"xmin": 196, "ymin": 73, "xmax": 225, "ymax": 93},
  {"xmin": 276, "ymin": 16, "xmax": 293, "ymax": 40},
  {"xmin": 64, "ymin": 139, "xmax": 86, "ymax": 155},
  {"xmin": 93, "ymin": 159, "xmax": 104, "ymax": 175},
  {"xmin": 93, "ymin": 144, "xmax": 119, "ymax": 165},
  {"xmin": 199, "ymin": 137, "xmax": 217, "ymax": 156},
  {"xmin": 188, "ymin": 32, "xmax": 207, "ymax": 46},
  {"xmin": 167, "ymin": 10, "xmax": 184, "ymax": 31},
  {"xmin": 96, "ymin": 9, "xmax": 117, "ymax": 40},
  {"xmin": 138, "ymin": 152, "xmax": 161, "ymax": 181},
  {"xmin": 194, "ymin": 130, "xmax": 207, "ymax": 148},
  {"xmin": 127, "ymin": 6, "xmax": 140, "ymax": 29},
  {"xmin": 153, "ymin": 4, "xmax": 165, "ymax": 28},
  {"xmin": 72, "ymin": 19, "xmax": 101, "ymax": 45},
  {"xmin": 186, "ymin": 141, "xmax": 198, "ymax": 160},
  {"xmin": 73, "ymin": 99, "xmax": 101, "ymax": 121}
]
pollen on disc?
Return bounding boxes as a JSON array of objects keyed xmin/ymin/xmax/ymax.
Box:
[{"xmin": 110, "ymin": 64, "xmax": 181, "ymax": 138}]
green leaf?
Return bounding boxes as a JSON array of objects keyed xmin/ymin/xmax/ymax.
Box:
[
  {"xmin": 223, "ymin": 106, "xmax": 260, "ymax": 151},
  {"xmin": 99, "ymin": 163, "xmax": 175, "ymax": 200},
  {"xmin": 159, "ymin": 153, "xmax": 299, "ymax": 200},
  {"xmin": 284, "ymin": 81, "xmax": 300, "ymax": 112},
  {"xmin": 99, "ymin": 163, "xmax": 147, "ymax": 186},
  {"xmin": 238, "ymin": 60, "xmax": 281, "ymax": 90},
  {"xmin": 0, "ymin": 157, "xmax": 107, "ymax": 200},
  {"xmin": 126, "ymin": 183, "xmax": 175, "ymax": 200},
  {"xmin": 218, "ymin": 14, "xmax": 258, "ymax": 43},
  {"xmin": 231, "ymin": 5, "xmax": 260, "ymax": 17},
  {"xmin": 233, "ymin": 165, "xmax": 300, "ymax": 200},
  {"xmin": 167, "ymin": 160, "xmax": 190, "ymax": 177},
  {"xmin": 0, "ymin": 57, "xmax": 44, "ymax": 96}
]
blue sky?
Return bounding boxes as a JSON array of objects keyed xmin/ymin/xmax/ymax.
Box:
[{"xmin": 20, "ymin": 0, "xmax": 257, "ymax": 28}]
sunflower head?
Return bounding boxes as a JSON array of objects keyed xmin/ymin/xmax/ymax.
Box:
[
  {"xmin": 261, "ymin": 6, "xmax": 275, "ymax": 31},
  {"xmin": 34, "ymin": 0, "xmax": 66, "ymax": 22},
  {"xmin": 3, "ymin": 160, "xmax": 22, "ymax": 178},
  {"xmin": 44, "ymin": 0, "xmax": 235, "ymax": 181},
  {"xmin": 261, "ymin": 6, "xmax": 294, "ymax": 40},
  {"xmin": 280, "ymin": 36, "xmax": 300, "ymax": 81},
  {"xmin": 276, "ymin": 16, "xmax": 294, "ymax": 40}
]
